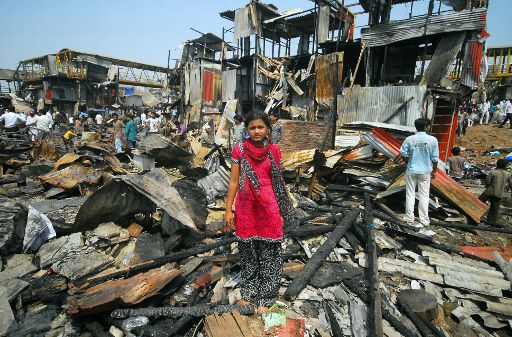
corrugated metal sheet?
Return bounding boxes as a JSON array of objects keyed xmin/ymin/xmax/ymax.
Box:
[
  {"xmin": 341, "ymin": 144, "xmax": 373, "ymax": 161},
  {"xmin": 337, "ymin": 85, "xmax": 431, "ymax": 127},
  {"xmin": 461, "ymin": 39, "xmax": 484, "ymax": 89},
  {"xmin": 197, "ymin": 166, "xmax": 230, "ymax": 199},
  {"xmin": 431, "ymin": 114, "xmax": 458, "ymax": 162},
  {"xmin": 316, "ymin": 52, "xmax": 343, "ymax": 108},
  {"xmin": 361, "ymin": 8, "xmax": 487, "ymax": 47},
  {"xmin": 282, "ymin": 149, "xmax": 315, "ymax": 171},
  {"xmin": 222, "ymin": 69, "xmax": 237, "ymax": 101},
  {"xmin": 363, "ymin": 128, "xmax": 488, "ymax": 223},
  {"xmin": 202, "ymin": 69, "xmax": 221, "ymax": 106}
]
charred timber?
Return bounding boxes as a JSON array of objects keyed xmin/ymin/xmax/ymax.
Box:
[
  {"xmin": 364, "ymin": 192, "xmax": 383, "ymax": 337},
  {"xmin": 342, "ymin": 277, "xmax": 418, "ymax": 337},
  {"xmin": 87, "ymin": 237, "xmax": 237, "ymax": 287},
  {"xmin": 283, "ymin": 208, "xmax": 361, "ymax": 301},
  {"xmin": 397, "ymin": 301, "xmax": 444, "ymax": 337},
  {"xmin": 431, "ymin": 220, "xmax": 512, "ymax": 234},
  {"xmin": 111, "ymin": 304, "xmax": 255, "ymax": 319}
]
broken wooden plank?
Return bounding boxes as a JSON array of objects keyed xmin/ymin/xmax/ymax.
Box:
[
  {"xmin": 284, "ymin": 208, "xmax": 360, "ymax": 301},
  {"xmin": 205, "ymin": 311, "xmax": 256, "ymax": 337},
  {"xmin": 111, "ymin": 304, "xmax": 256, "ymax": 319},
  {"xmin": 68, "ymin": 264, "xmax": 181, "ymax": 316}
]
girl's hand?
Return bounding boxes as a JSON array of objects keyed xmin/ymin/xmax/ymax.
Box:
[{"xmin": 224, "ymin": 210, "xmax": 235, "ymax": 233}]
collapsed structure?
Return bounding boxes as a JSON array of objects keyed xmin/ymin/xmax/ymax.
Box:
[
  {"xmin": 12, "ymin": 49, "xmax": 176, "ymax": 114},
  {"xmin": 1, "ymin": 1, "xmax": 512, "ymax": 337}
]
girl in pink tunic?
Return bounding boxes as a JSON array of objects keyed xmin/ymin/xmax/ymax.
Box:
[{"xmin": 224, "ymin": 112, "xmax": 293, "ymax": 309}]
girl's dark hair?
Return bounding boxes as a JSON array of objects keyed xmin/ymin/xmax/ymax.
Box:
[{"xmin": 244, "ymin": 111, "xmax": 272, "ymax": 130}]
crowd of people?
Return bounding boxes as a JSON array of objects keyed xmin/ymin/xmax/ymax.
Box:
[{"xmin": 457, "ymin": 99, "xmax": 512, "ymax": 135}]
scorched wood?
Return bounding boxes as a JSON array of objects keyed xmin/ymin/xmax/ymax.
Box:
[
  {"xmin": 86, "ymin": 236, "xmax": 237, "ymax": 286},
  {"xmin": 284, "ymin": 208, "xmax": 360, "ymax": 300},
  {"xmin": 111, "ymin": 304, "xmax": 256, "ymax": 319},
  {"xmin": 68, "ymin": 263, "xmax": 181, "ymax": 316},
  {"xmin": 364, "ymin": 192, "xmax": 383, "ymax": 337}
]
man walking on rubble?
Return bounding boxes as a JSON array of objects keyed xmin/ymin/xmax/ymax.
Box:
[
  {"xmin": 112, "ymin": 113, "xmax": 124, "ymax": 153},
  {"xmin": 399, "ymin": 118, "xmax": 439, "ymax": 227},
  {"xmin": 479, "ymin": 159, "xmax": 512, "ymax": 226},
  {"xmin": 499, "ymin": 99, "xmax": 512, "ymax": 128}
]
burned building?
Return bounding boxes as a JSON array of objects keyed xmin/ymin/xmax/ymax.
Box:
[
  {"xmin": 14, "ymin": 49, "xmax": 172, "ymax": 115},
  {"xmin": 178, "ymin": 0, "xmax": 489, "ymax": 160}
]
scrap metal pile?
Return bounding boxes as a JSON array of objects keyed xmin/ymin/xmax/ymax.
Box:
[{"xmin": 0, "ymin": 125, "xmax": 511, "ymax": 337}]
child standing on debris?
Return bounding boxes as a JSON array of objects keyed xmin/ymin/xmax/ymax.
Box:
[
  {"xmin": 224, "ymin": 111, "xmax": 293, "ymax": 312},
  {"xmin": 479, "ymin": 159, "xmax": 512, "ymax": 225}
]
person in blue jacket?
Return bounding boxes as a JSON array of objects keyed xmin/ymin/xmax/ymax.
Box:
[{"xmin": 124, "ymin": 114, "xmax": 138, "ymax": 149}]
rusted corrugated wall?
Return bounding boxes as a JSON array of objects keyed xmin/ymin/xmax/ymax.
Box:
[{"xmin": 316, "ymin": 52, "xmax": 343, "ymax": 108}]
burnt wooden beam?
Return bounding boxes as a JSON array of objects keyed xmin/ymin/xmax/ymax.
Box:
[
  {"xmin": 431, "ymin": 220, "xmax": 512, "ymax": 234},
  {"xmin": 397, "ymin": 301, "xmax": 444, "ymax": 337},
  {"xmin": 364, "ymin": 192, "xmax": 383, "ymax": 337},
  {"xmin": 284, "ymin": 208, "xmax": 361, "ymax": 301},
  {"xmin": 289, "ymin": 224, "xmax": 335, "ymax": 239},
  {"xmin": 326, "ymin": 184, "xmax": 374, "ymax": 195},
  {"xmin": 111, "ymin": 304, "xmax": 256, "ymax": 319},
  {"xmin": 342, "ymin": 277, "xmax": 419, "ymax": 337},
  {"xmin": 86, "ymin": 236, "xmax": 237, "ymax": 287},
  {"xmin": 69, "ymin": 264, "xmax": 182, "ymax": 316},
  {"xmin": 325, "ymin": 301, "xmax": 344, "ymax": 337}
]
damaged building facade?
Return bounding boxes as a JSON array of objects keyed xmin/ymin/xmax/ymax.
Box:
[
  {"xmin": 177, "ymin": 0, "xmax": 489, "ymax": 161},
  {"xmin": 14, "ymin": 49, "xmax": 173, "ymax": 114}
]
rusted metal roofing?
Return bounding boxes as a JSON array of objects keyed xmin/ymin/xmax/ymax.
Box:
[
  {"xmin": 363, "ymin": 128, "xmax": 488, "ymax": 223},
  {"xmin": 461, "ymin": 39, "xmax": 485, "ymax": 89},
  {"xmin": 341, "ymin": 144, "xmax": 373, "ymax": 161},
  {"xmin": 361, "ymin": 8, "xmax": 487, "ymax": 47},
  {"xmin": 461, "ymin": 245, "xmax": 512, "ymax": 262},
  {"xmin": 316, "ymin": 52, "xmax": 343, "ymax": 107},
  {"xmin": 338, "ymin": 85, "xmax": 429, "ymax": 127}
]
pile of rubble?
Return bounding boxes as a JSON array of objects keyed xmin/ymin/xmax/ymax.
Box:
[{"xmin": 0, "ymin": 124, "xmax": 511, "ymax": 337}]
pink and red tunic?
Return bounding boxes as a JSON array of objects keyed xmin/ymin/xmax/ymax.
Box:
[{"xmin": 231, "ymin": 143, "xmax": 283, "ymax": 241}]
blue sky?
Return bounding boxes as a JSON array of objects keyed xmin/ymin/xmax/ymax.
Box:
[{"xmin": 0, "ymin": 0, "xmax": 508, "ymax": 70}]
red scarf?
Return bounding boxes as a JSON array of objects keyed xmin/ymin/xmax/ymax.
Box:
[{"xmin": 243, "ymin": 139, "xmax": 269, "ymax": 163}]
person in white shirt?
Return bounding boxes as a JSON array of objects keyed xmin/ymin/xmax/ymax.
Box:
[
  {"xmin": 25, "ymin": 112, "xmax": 38, "ymax": 141},
  {"xmin": 0, "ymin": 108, "xmax": 24, "ymax": 131},
  {"xmin": 36, "ymin": 110, "xmax": 51, "ymax": 132},
  {"xmin": 480, "ymin": 100, "xmax": 490, "ymax": 124},
  {"xmin": 95, "ymin": 113, "xmax": 103, "ymax": 125},
  {"xmin": 45, "ymin": 109, "xmax": 54, "ymax": 130},
  {"xmin": 146, "ymin": 112, "xmax": 160, "ymax": 134},
  {"xmin": 499, "ymin": 100, "xmax": 512, "ymax": 128},
  {"xmin": 141, "ymin": 110, "xmax": 147, "ymax": 124}
]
